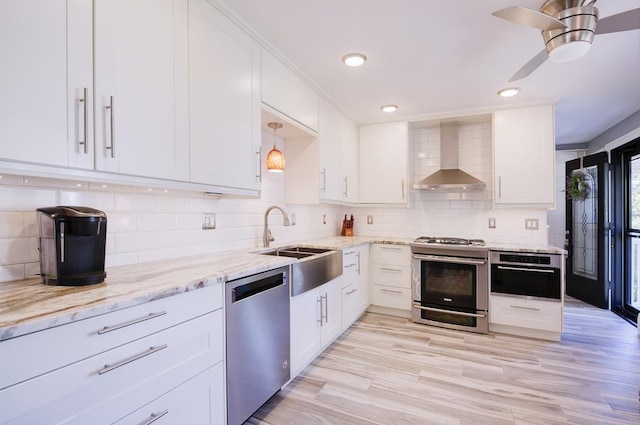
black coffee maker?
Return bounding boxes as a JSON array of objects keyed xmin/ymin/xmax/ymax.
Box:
[{"xmin": 36, "ymin": 206, "xmax": 107, "ymax": 286}]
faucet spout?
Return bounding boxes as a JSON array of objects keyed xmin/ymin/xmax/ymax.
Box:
[{"xmin": 263, "ymin": 205, "xmax": 290, "ymax": 247}]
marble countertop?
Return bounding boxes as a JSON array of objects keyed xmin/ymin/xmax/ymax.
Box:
[{"xmin": 0, "ymin": 235, "xmax": 564, "ymax": 341}]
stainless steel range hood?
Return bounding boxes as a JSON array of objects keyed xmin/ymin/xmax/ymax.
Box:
[{"xmin": 413, "ymin": 121, "xmax": 486, "ymax": 191}]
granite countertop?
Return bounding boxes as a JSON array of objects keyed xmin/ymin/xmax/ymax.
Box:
[{"xmin": 0, "ymin": 235, "xmax": 564, "ymax": 341}]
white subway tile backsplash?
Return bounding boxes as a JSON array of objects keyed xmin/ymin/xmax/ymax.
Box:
[
  {"xmin": 58, "ymin": 190, "xmax": 115, "ymax": 211},
  {"xmin": 114, "ymin": 193, "xmax": 158, "ymax": 213},
  {"xmin": 0, "ymin": 213, "xmax": 24, "ymax": 238},
  {"xmin": 0, "ymin": 264, "xmax": 25, "ymax": 283},
  {"xmin": 0, "ymin": 238, "xmax": 38, "ymax": 265},
  {"xmin": 0, "ymin": 187, "xmax": 56, "ymax": 211}
]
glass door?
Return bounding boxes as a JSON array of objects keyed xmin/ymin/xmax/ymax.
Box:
[
  {"xmin": 612, "ymin": 139, "xmax": 640, "ymax": 322},
  {"xmin": 565, "ymin": 152, "xmax": 609, "ymax": 308}
]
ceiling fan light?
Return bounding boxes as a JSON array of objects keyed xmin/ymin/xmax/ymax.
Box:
[
  {"xmin": 548, "ymin": 40, "xmax": 591, "ymax": 62},
  {"xmin": 498, "ymin": 87, "xmax": 520, "ymax": 97},
  {"xmin": 342, "ymin": 53, "xmax": 367, "ymax": 67}
]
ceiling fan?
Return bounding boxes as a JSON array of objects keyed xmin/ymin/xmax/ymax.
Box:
[{"xmin": 492, "ymin": 0, "xmax": 640, "ymax": 81}]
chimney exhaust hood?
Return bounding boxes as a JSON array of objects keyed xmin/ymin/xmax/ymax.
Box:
[{"xmin": 413, "ymin": 121, "xmax": 486, "ymax": 191}]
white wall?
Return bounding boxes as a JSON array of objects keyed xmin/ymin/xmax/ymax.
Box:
[
  {"xmin": 547, "ymin": 150, "xmax": 582, "ymax": 249},
  {"xmin": 0, "ymin": 125, "xmax": 552, "ymax": 284}
]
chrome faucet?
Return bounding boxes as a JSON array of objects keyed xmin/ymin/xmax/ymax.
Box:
[{"xmin": 263, "ymin": 205, "xmax": 290, "ymax": 247}]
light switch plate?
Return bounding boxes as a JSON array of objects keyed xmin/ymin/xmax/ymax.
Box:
[
  {"xmin": 488, "ymin": 218, "xmax": 496, "ymax": 229},
  {"xmin": 367, "ymin": 215, "xmax": 374, "ymax": 224}
]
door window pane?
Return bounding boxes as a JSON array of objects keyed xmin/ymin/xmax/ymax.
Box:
[
  {"xmin": 572, "ymin": 166, "xmax": 598, "ymax": 279},
  {"xmin": 631, "ymin": 155, "xmax": 640, "ymax": 230}
]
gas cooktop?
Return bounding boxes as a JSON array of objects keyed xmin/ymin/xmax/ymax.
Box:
[{"xmin": 413, "ymin": 236, "xmax": 486, "ymax": 247}]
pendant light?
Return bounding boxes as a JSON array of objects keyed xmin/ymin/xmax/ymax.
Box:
[{"xmin": 266, "ymin": 122, "xmax": 285, "ymax": 172}]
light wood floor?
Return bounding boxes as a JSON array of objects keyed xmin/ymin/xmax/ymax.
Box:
[{"xmin": 248, "ymin": 298, "xmax": 640, "ymax": 425}]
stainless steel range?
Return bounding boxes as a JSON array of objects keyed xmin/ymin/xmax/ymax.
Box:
[{"xmin": 411, "ymin": 236, "xmax": 489, "ymax": 333}]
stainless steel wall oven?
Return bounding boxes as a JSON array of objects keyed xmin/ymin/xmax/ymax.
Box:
[{"xmin": 411, "ymin": 239, "xmax": 489, "ymax": 334}]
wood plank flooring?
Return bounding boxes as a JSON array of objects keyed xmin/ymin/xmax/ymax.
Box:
[{"xmin": 248, "ymin": 298, "xmax": 640, "ymax": 424}]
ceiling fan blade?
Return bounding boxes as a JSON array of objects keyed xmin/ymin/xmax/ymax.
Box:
[
  {"xmin": 596, "ymin": 8, "xmax": 640, "ymax": 34},
  {"xmin": 492, "ymin": 6, "xmax": 567, "ymax": 31},
  {"xmin": 508, "ymin": 49, "xmax": 549, "ymax": 82}
]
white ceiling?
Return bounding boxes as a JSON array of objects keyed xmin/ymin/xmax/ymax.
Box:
[{"xmin": 220, "ymin": 0, "xmax": 640, "ymax": 146}]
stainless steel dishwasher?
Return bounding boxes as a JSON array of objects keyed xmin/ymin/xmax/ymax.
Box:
[{"xmin": 225, "ymin": 266, "xmax": 290, "ymax": 425}]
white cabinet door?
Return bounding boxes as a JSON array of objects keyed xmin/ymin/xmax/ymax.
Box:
[
  {"xmin": 493, "ymin": 105, "xmax": 555, "ymax": 206},
  {"xmin": 94, "ymin": 0, "xmax": 189, "ymax": 180},
  {"xmin": 340, "ymin": 115, "xmax": 359, "ymax": 203},
  {"xmin": 189, "ymin": 0, "xmax": 261, "ymax": 192},
  {"xmin": 290, "ymin": 288, "xmax": 321, "ymax": 376},
  {"xmin": 356, "ymin": 244, "xmax": 370, "ymax": 314},
  {"xmin": 318, "ymin": 97, "xmax": 343, "ymax": 201},
  {"xmin": 262, "ymin": 50, "xmax": 319, "ymax": 132},
  {"xmin": 0, "ymin": 0, "xmax": 93, "ymax": 170},
  {"xmin": 359, "ymin": 122, "xmax": 408, "ymax": 204},
  {"xmin": 320, "ymin": 276, "xmax": 342, "ymax": 347}
]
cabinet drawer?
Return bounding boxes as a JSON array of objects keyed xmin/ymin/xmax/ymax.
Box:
[
  {"xmin": 342, "ymin": 281, "xmax": 365, "ymax": 330},
  {"xmin": 371, "ymin": 285, "xmax": 411, "ymax": 310},
  {"xmin": 490, "ymin": 295, "xmax": 562, "ymax": 332},
  {"xmin": 115, "ymin": 363, "xmax": 224, "ymax": 425},
  {"xmin": 1, "ymin": 309, "xmax": 223, "ymax": 424},
  {"xmin": 371, "ymin": 264, "xmax": 411, "ymax": 289},
  {"xmin": 371, "ymin": 244, "xmax": 410, "ymax": 265},
  {"xmin": 0, "ymin": 284, "xmax": 222, "ymax": 391}
]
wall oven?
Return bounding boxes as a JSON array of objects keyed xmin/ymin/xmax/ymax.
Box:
[
  {"xmin": 490, "ymin": 251, "xmax": 562, "ymax": 299},
  {"xmin": 411, "ymin": 238, "xmax": 489, "ymax": 334}
]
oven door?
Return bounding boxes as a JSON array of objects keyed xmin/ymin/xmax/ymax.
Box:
[{"xmin": 412, "ymin": 254, "xmax": 488, "ymax": 332}]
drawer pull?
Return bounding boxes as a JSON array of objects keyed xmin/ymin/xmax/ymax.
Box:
[
  {"xmin": 346, "ymin": 289, "xmax": 357, "ymax": 295},
  {"xmin": 98, "ymin": 311, "xmax": 167, "ymax": 335},
  {"xmin": 99, "ymin": 344, "xmax": 168, "ymax": 375},
  {"xmin": 380, "ymin": 267, "xmax": 402, "ymax": 272},
  {"xmin": 380, "ymin": 246, "xmax": 401, "ymax": 250},
  {"xmin": 380, "ymin": 288, "xmax": 403, "ymax": 294},
  {"xmin": 510, "ymin": 305, "xmax": 541, "ymax": 311},
  {"xmin": 497, "ymin": 265, "xmax": 555, "ymax": 274},
  {"xmin": 139, "ymin": 409, "xmax": 169, "ymax": 425},
  {"xmin": 345, "ymin": 264, "xmax": 357, "ymax": 268},
  {"xmin": 413, "ymin": 303, "xmax": 487, "ymax": 318}
]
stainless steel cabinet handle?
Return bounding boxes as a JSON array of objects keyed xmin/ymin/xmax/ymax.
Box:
[
  {"xmin": 105, "ymin": 96, "xmax": 115, "ymax": 158},
  {"xmin": 356, "ymin": 252, "xmax": 361, "ymax": 274},
  {"xmin": 345, "ymin": 263, "xmax": 357, "ymax": 269},
  {"xmin": 344, "ymin": 176, "xmax": 348, "ymax": 197},
  {"xmin": 498, "ymin": 176, "xmax": 502, "ymax": 199},
  {"xmin": 138, "ymin": 410, "xmax": 169, "ymax": 425},
  {"xmin": 380, "ymin": 288, "xmax": 402, "ymax": 294},
  {"xmin": 380, "ymin": 267, "xmax": 402, "ymax": 272},
  {"xmin": 497, "ymin": 265, "xmax": 555, "ymax": 274},
  {"xmin": 510, "ymin": 305, "xmax": 541, "ymax": 311},
  {"xmin": 98, "ymin": 311, "xmax": 167, "ymax": 335},
  {"xmin": 401, "ymin": 179, "xmax": 405, "ymax": 200},
  {"xmin": 321, "ymin": 168, "xmax": 326, "ymax": 192},
  {"xmin": 380, "ymin": 246, "xmax": 401, "ymax": 251},
  {"xmin": 256, "ymin": 147, "xmax": 262, "ymax": 182},
  {"xmin": 78, "ymin": 87, "xmax": 88, "ymax": 153},
  {"xmin": 322, "ymin": 293, "xmax": 328, "ymax": 323},
  {"xmin": 413, "ymin": 304, "xmax": 487, "ymax": 318},
  {"xmin": 346, "ymin": 288, "xmax": 357, "ymax": 295},
  {"xmin": 99, "ymin": 344, "xmax": 168, "ymax": 375},
  {"xmin": 317, "ymin": 297, "xmax": 323, "ymax": 325}
]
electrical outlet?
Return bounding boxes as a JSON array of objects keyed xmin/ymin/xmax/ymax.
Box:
[
  {"xmin": 488, "ymin": 218, "xmax": 496, "ymax": 229},
  {"xmin": 367, "ymin": 215, "xmax": 374, "ymax": 225},
  {"xmin": 202, "ymin": 213, "xmax": 216, "ymax": 230},
  {"xmin": 525, "ymin": 218, "xmax": 539, "ymax": 230},
  {"xmin": 322, "ymin": 214, "xmax": 327, "ymax": 224},
  {"xmin": 291, "ymin": 214, "xmax": 296, "ymax": 226}
]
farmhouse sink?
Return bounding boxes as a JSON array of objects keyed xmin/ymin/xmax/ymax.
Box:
[{"xmin": 259, "ymin": 246, "xmax": 342, "ymax": 296}]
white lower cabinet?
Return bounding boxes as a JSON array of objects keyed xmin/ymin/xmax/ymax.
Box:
[
  {"xmin": 489, "ymin": 294, "xmax": 563, "ymax": 341},
  {"xmin": 0, "ymin": 285, "xmax": 224, "ymax": 425},
  {"xmin": 290, "ymin": 277, "xmax": 342, "ymax": 376},
  {"xmin": 370, "ymin": 244, "xmax": 412, "ymax": 311},
  {"xmin": 341, "ymin": 245, "xmax": 370, "ymax": 330}
]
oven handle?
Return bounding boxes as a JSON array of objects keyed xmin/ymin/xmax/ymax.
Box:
[
  {"xmin": 412, "ymin": 303, "xmax": 487, "ymax": 318},
  {"xmin": 412, "ymin": 254, "xmax": 486, "ymax": 266},
  {"xmin": 496, "ymin": 265, "xmax": 556, "ymax": 274}
]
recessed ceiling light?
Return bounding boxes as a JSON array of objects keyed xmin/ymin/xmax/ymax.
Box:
[
  {"xmin": 381, "ymin": 104, "xmax": 398, "ymax": 113},
  {"xmin": 498, "ymin": 87, "xmax": 520, "ymax": 97},
  {"xmin": 342, "ymin": 53, "xmax": 367, "ymax": 67}
]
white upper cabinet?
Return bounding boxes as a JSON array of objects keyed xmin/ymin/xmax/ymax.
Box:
[
  {"xmin": 340, "ymin": 114, "xmax": 359, "ymax": 203},
  {"xmin": 261, "ymin": 50, "xmax": 319, "ymax": 133},
  {"xmin": 359, "ymin": 122, "xmax": 408, "ymax": 204},
  {"xmin": 188, "ymin": 0, "xmax": 261, "ymax": 193},
  {"xmin": 493, "ymin": 105, "xmax": 555, "ymax": 207},
  {"xmin": 318, "ymin": 98, "xmax": 344, "ymax": 201},
  {"xmin": 94, "ymin": 0, "xmax": 190, "ymax": 181},
  {"xmin": 0, "ymin": 0, "xmax": 93, "ymax": 170}
]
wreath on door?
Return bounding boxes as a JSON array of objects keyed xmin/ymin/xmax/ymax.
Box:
[{"xmin": 566, "ymin": 171, "xmax": 590, "ymax": 201}]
